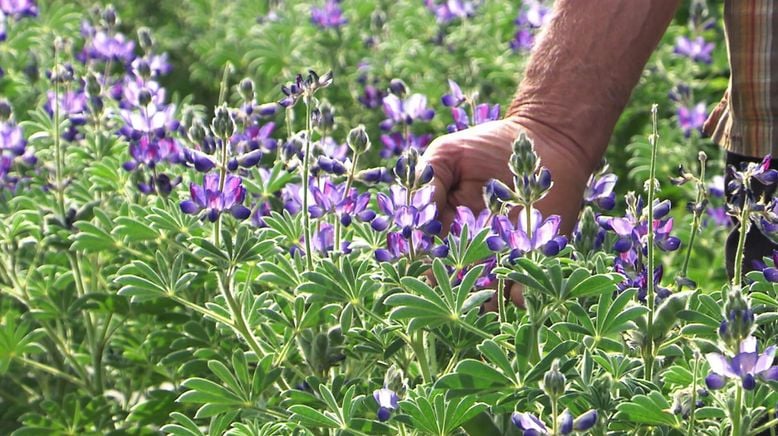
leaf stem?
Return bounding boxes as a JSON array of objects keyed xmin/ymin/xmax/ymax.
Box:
[
  {"xmin": 302, "ymin": 101, "xmax": 314, "ymax": 271},
  {"xmin": 644, "ymin": 104, "xmax": 659, "ymax": 382}
]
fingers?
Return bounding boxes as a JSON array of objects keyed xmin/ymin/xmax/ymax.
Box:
[{"xmin": 481, "ymin": 281, "xmax": 525, "ymax": 313}]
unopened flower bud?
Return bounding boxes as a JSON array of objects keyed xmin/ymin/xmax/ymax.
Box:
[
  {"xmin": 383, "ymin": 364, "xmax": 408, "ymax": 396},
  {"xmin": 135, "ymin": 59, "xmax": 151, "ymax": 80},
  {"xmin": 239, "ymin": 78, "xmax": 255, "ymax": 102},
  {"xmin": 510, "ymin": 131, "xmax": 540, "ymax": 176},
  {"xmin": 211, "ymin": 106, "xmax": 235, "ymax": 138},
  {"xmin": 188, "ymin": 120, "xmax": 207, "ymax": 144},
  {"xmin": 85, "ymin": 73, "xmax": 101, "ymax": 98},
  {"xmin": 389, "ymin": 78, "xmax": 407, "ymax": 97},
  {"xmin": 138, "ymin": 89, "xmax": 152, "ymax": 107},
  {"xmin": 137, "ymin": 27, "xmax": 154, "ymax": 52},
  {"xmin": 102, "ymin": 4, "xmax": 117, "ymax": 27},
  {"xmin": 0, "ymin": 99, "xmax": 12, "ymax": 121},
  {"xmin": 720, "ymin": 289, "xmax": 754, "ymax": 350},
  {"xmin": 542, "ymin": 360, "xmax": 566, "ymax": 400},
  {"xmin": 316, "ymin": 101, "xmax": 335, "ymax": 131},
  {"xmin": 347, "ymin": 124, "xmax": 371, "ymax": 154}
]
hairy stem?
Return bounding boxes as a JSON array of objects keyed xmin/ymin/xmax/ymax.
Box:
[
  {"xmin": 302, "ymin": 102, "xmax": 314, "ymax": 270},
  {"xmin": 644, "ymin": 104, "xmax": 659, "ymax": 382}
]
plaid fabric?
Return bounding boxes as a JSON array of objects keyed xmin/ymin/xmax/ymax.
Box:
[{"xmin": 704, "ymin": 1, "xmax": 778, "ymax": 158}]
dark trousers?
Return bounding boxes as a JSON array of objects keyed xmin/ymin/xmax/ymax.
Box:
[{"xmin": 725, "ymin": 152, "xmax": 778, "ymax": 278}]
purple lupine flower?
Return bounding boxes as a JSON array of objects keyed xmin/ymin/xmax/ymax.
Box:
[
  {"xmin": 0, "ymin": 120, "xmax": 26, "ymax": 156},
  {"xmin": 704, "ymin": 206, "xmax": 731, "ymax": 228},
  {"xmin": 450, "ymin": 206, "xmax": 492, "ymax": 238},
  {"xmin": 317, "ymin": 136, "xmax": 349, "ymax": 161},
  {"xmin": 584, "ymin": 172, "xmax": 617, "ymax": 210},
  {"xmin": 311, "ymin": 0, "xmax": 346, "ymax": 29},
  {"xmin": 705, "ymin": 336, "xmax": 778, "ymax": 390},
  {"xmin": 510, "ymin": 0, "xmax": 551, "ymax": 52},
  {"xmin": 114, "ymin": 76, "xmax": 166, "ymax": 109},
  {"xmin": 119, "ymin": 104, "xmax": 178, "ymax": 139},
  {"xmin": 379, "ymin": 93, "xmax": 435, "ymax": 130},
  {"xmin": 601, "ymin": 204, "xmax": 681, "ymax": 253},
  {"xmin": 375, "ymin": 230, "xmax": 446, "ymax": 261},
  {"xmin": 0, "ymin": 11, "xmax": 7, "ymax": 42},
  {"xmin": 45, "ymin": 90, "xmax": 88, "ymax": 141},
  {"xmin": 87, "ymin": 31, "xmax": 136, "ymax": 63},
  {"xmin": 447, "ymin": 104, "xmax": 500, "ymax": 133},
  {"xmin": 486, "ymin": 208, "xmax": 567, "ymax": 259},
  {"xmin": 511, "ymin": 412, "xmax": 547, "ymax": 435},
  {"xmin": 509, "ymin": 29, "xmax": 534, "ymax": 52},
  {"xmin": 674, "ymin": 36, "xmax": 714, "ymax": 64},
  {"xmin": 231, "ymin": 122, "xmax": 277, "ymax": 155},
  {"xmin": 123, "ymin": 136, "xmax": 183, "ymax": 171},
  {"xmin": 756, "ymin": 251, "xmax": 778, "ymax": 282},
  {"xmin": 179, "ymin": 173, "xmax": 251, "ymax": 222},
  {"xmin": 572, "ymin": 410, "xmax": 598, "ymax": 432},
  {"xmin": 308, "ymin": 179, "xmax": 375, "ymax": 226},
  {"xmin": 132, "ymin": 54, "xmax": 172, "ymax": 78},
  {"xmin": 373, "ymin": 387, "xmax": 399, "ymax": 422},
  {"xmin": 613, "ymin": 250, "xmax": 670, "ymax": 303},
  {"xmin": 359, "ymin": 84, "xmax": 385, "ymax": 109},
  {"xmin": 372, "ymin": 185, "xmax": 441, "ymax": 236},
  {"xmin": 677, "ymin": 102, "xmax": 707, "ymax": 137},
  {"xmin": 282, "ymin": 183, "xmax": 303, "ymax": 214},
  {"xmin": 708, "ymin": 175, "xmax": 725, "ymax": 198},
  {"xmin": 424, "ymin": 0, "xmax": 475, "ymax": 23},
  {"xmin": 0, "ymin": 0, "xmax": 37, "ymax": 18},
  {"xmin": 379, "ymin": 132, "xmax": 432, "ymax": 158},
  {"xmin": 441, "ymin": 80, "xmax": 466, "ymax": 107}
]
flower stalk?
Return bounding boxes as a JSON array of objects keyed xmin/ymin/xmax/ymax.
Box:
[{"xmin": 644, "ymin": 104, "xmax": 660, "ymax": 382}]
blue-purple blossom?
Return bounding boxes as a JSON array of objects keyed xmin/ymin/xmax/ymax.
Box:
[
  {"xmin": 447, "ymin": 104, "xmax": 500, "ymax": 133},
  {"xmin": 122, "ymin": 136, "xmax": 183, "ymax": 171},
  {"xmin": 180, "ymin": 173, "xmax": 251, "ymax": 222},
  {"xmin": 512, "ymin": 412, "xmax": 547, "ymax": 435},
  {"xmin": 613, "ymin": 250, "xmax": 671, "ymax": 303},
  {"xmin": 486, "ymin": 208, "xmax": 567, "ymax": 260},
  {"xmin": 584, "ymin": 172, "xmax": 617, "ymax": 210},
  {"xmin": 380, "ymin": 93, "xmax": 435, "ymax": 130},
  {"xmin": 704, "ymin": 206, "xmax": 730, "ymax": 228},
  {"xmin": 510, "ymin": 0, "xmax": 551, "ymax": 52},
  {"xmin": 358, "ymin": 84, "xmax": 384, "ymax": 109},
  {"xmin": 308, "ymin": 179, "xmax": 375, "ymax": 226},
  {"xmin": 424, "ymin": 0, "xmax": 475, "ymax": 24},
  {"xmin": 282, "ymin": 183, "xmax": 303, "ymax": 215},
  {"xmin": 677, "ymin": 102, "xmax": 707, "ymax": 137},
  {"xmin": 605, "ymin": 215, "xmax": 681, "ymax": 253},
  {"xmin": 46, "ymin": 90, "xmax": 88, "ymax": 141},
  {"xmin": 373, "ymin": 387, "xmax": 399, "ymax": 422},
  {"xmin": 0, "ymin": 0, "xmax": 37, "ymax": 18},
  {"xmin": 0, "ymin": 11, "xmax": 6, "ymax": 42},
  {"xmin": 450, "ymin": 206, "xmax": 492, "ymax": 238},
  {"xmin": 372, "ymin": 185, "xmax": 441, "ymax": 236},
  {"xmin": 674, "ymin": 36, "xmax": 714, "ymax": 63},
  {"xmin": 0, "ymin": 119, "xmax": 26, "ymax": 156},
  {"xmin": 119, "ymin": 103, "xmax": 178, "ymax": 139},
  {"xmin": 708, "ymin": 175, "xmax": 725, "ymax": 198},
  {"xmin": 375, "ymin": 230, "xmax": 447, "ymax": 261},
  {"xmin": 83, "ymin": 31, "xmax": 136, "ymax": 63},
  {"xmin": 311, "ymin": 0, "xmax": 346, "ymax": 29},
  {"xmin": 379, "ymin": 132, "xmax": 432, "ymax": 158},
  {"xmin": 705, "ymin": 336, "xmax": 778, "ymax": 390},
  {"xmin": 441, "ymin": 80, "xmax": 466, "ymax": 107},
  {"xmin": 231, "ymin": 122, "xmax": 277, "ymax": 154}
]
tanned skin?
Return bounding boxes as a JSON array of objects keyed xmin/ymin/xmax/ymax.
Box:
[{"xmin": 421, "ymin": 0, "xmax": 682, "ymax": 308}]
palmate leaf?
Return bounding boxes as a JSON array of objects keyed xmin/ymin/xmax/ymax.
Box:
[
  {"xmin": 615, "ymin": 391, "xmax": 680, "ymax": 428},
  {"xmin": 400, "ymin": 388, "xmax": 488, "ymax": 435},
  {"xmin": 178, "ymin": 355, "xmax": 281, "ymax": 419},
  {"xmin": 289, "ymin": 384, "xmax": 391, "ymax": 434},
  {"xmin": 297, "ymin": 257, "xmax": 380, "ymax": 305},
  {"xmin": 117, "ymin": 252, "xmax": 197, "ymax": 302},
  {"xmin": 384, "ymin": 259, "xmax": 493, "ymax": 334},
  {"xmin": 503, "ymin": 258, "xmax": 623, "ymax": 301}
]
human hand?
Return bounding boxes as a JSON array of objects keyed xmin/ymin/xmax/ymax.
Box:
[{"xmin": 421, "ymin": 115, "xmax": 593, "ymax": 309}]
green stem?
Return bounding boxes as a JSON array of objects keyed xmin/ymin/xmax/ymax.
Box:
[
  {"xmin": 53, "ymin": 64, "xmax": 66, "ymax": 218},
  {"xmin": 687, "ymin": 354, "xmax": 700, "ymax": 436},
  {"xmin": 733, "ymin": 384, "xmax": 743, "ymax": 436},
  {"xmin": 732, "ymin": 203, "xmax": 750, "ymax": 289},
  {"xmin": 19, "ymin": 357, "xmax": 87, "ymax": 389},
  {"xmin": 750, "ymin": 418, "xmax": 778, "ymax": 436},
  {"xmin": 214, "ymin": 133, "xmax": 230, "ymax": 248},
  {"xmin": 219, "ymin": 271, "xmax": 266, "ymax": 358},
  {"xmin": 677, "ymin": 162, "xmax": 706, "ymax": 292},
  {"xmin": 644, "ymin": 104, "xmax": 659, "ymax": 383},
  {"xmin": 301, "ymin": 102, "xmax": 314, "ymax": 271},
  {"xmin": 551, "ymin": 397, "xmax": 559, "ymax": 436}
]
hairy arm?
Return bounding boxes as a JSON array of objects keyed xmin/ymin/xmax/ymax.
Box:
[{"xmin": 509, "ymin": 0, "xmax": 681, "ymax": 171}]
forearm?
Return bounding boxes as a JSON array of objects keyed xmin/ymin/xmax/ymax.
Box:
[{"xmin": 507, "ymin": 0, "xmax": 680, "ymax": 173}]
